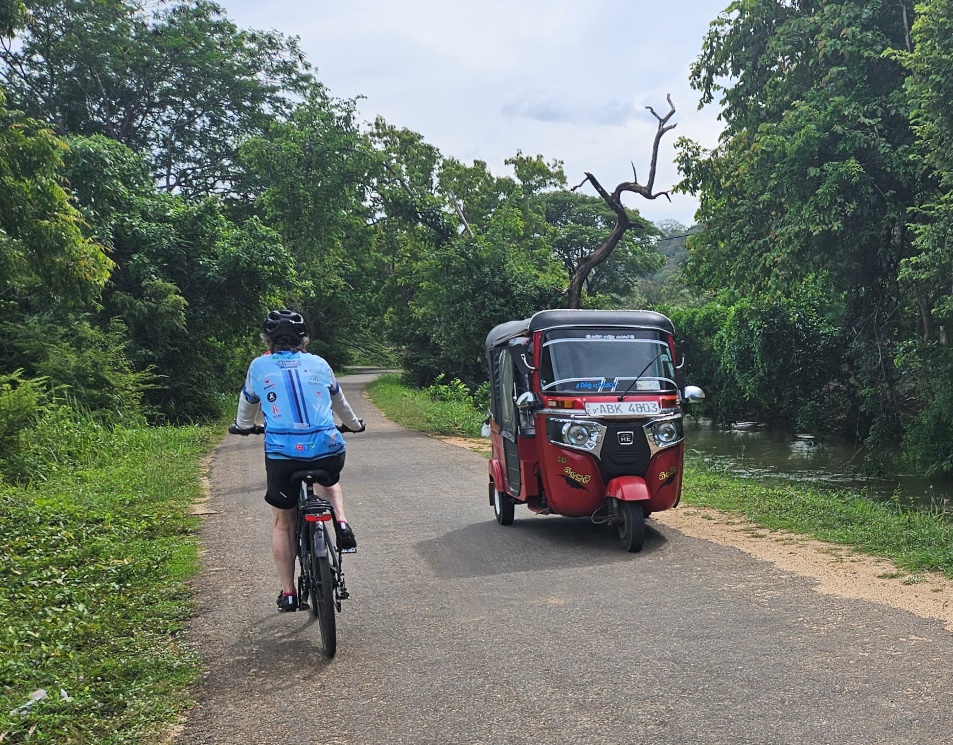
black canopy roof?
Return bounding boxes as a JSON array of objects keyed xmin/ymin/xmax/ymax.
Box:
[{"xmin": 485, "ymin": 309, "xmax": 674, "ymax": 350}]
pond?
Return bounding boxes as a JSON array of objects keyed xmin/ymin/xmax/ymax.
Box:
[{"xmin": 683, "ymin": 417, "xmax": 953, "ymax": 510}]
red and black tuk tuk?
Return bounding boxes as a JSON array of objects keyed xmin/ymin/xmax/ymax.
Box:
[{"xmin": 485, "ymin": 309, "xmax": 704, "ymax": 552}]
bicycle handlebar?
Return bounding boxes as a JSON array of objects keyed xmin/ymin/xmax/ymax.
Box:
[
  {"xmin": 336, "ymin": 419, "xmax": 366, "ymax": 434},
  {"xmin": 228, "ymin": 419, "xmax": 366, "ymax": 435},
  {"xmin": 228, "ymin": 422, "xmax": 264, "ymax": 435}
]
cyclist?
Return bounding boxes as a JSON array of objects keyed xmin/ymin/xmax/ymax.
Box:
[{"xmin": 229, "ymin": 309, "xmax": 365, "ymax": 612}]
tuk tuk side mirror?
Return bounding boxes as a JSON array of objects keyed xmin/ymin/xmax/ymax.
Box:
[
  {"xmin": 682, "ymin": 385, "xmax": 705, "ymax": 404},
  {"xmin": 515, "ymin": 391, "xmax": 540, "ymax": 411},
  {"xmin": 676, "ymin": 355, "xmax": 686, "ymax": 370}
]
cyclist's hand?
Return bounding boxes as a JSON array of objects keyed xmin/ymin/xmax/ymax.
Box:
[
  {"xmin": 336, "ymin": 419, "xmax": 366, "ymax": 433},
  {"xmin": 229, "ymin": 421, "xmax": 264, "ymax": 435}
]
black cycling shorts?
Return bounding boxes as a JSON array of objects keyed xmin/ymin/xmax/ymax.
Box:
[{"xmin": 264, "ymin": 452, "xmax": 346, "ymax": 510}]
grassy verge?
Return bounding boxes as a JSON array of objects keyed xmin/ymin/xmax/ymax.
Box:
[
  {"xmin": 366, "ymin": 375, "xmax": 953, "ymax": 578},
  {"xmin": 366, "ymin": 373, "xmax": 486, "ymax": 438},
  {"xmin": 0, "ymin": 423, "xmax": 218, "ymax": 744},
  {"xmin": 679, "ymin": 463, "xmax": 953, "ymax": 577}
]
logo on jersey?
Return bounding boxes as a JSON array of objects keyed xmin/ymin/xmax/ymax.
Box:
[{"xmin": 267, "ymin": 392, "xmax": 277, "ymax": 402}]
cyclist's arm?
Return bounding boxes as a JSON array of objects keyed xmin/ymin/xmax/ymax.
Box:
[
  {"xmin": 235, "ymin": 385, "xmax": 262, "ymax": 429},
  {"xmin": 330, "ymin": 382, "xmax": 364, "ymax": 432}
]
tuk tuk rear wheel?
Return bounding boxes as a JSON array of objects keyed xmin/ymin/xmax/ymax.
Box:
[
  {"xmin": 618, "ymin": 501, "xmax": 645, "ymax": 553},
  {"xmin": 492, "ymin": 484, "xmax": 515, "ymax": 525}
]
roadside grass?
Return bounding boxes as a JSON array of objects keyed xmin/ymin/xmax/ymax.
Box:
[
  {"xmin": 366, "ymin": 375, "xmax": 953, "ymax": 578},
  {"xmin": 680, "ymin": 462, "xmax": 953, "ymax": 577},
  {"xmin": 366, "ymin": 373, "xmax": 486, "ymax": 438},
  {"xmin": 0, "ymin": 423, "xmax": 217, "ymax": 744}
]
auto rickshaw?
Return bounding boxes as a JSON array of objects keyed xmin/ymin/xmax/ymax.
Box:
[{"xmin": 485, "ymin": 309, "xmax": 704, "ymax": 552}]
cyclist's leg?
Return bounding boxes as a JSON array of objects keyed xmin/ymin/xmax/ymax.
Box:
[
  {"xmin": 271, "ymin": 506, "xmax": 296, "ymax": 594},
  {"xmin": 264, "ymin": 456, "xmax": 301, "ymax": 603},
  {"xmin": 317, "ymin": 482, "xmax": 348, "ymax": 524},
  {"xmin": 318, "ymin": 482, "xmax": 356, "ymax": 550}
]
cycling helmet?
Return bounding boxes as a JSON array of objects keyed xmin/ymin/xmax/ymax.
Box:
[{"xmin": 261, "ymin": 309, "xmax": 310, "ymax": 341}]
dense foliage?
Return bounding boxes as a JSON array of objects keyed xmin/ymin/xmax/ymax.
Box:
[{"xmin": 675, "ymin": 0, "xmax": 953, "ymax": 474}]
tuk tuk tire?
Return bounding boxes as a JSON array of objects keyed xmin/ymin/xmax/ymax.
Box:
[
  {"xmin": 492, "ymin": 484, "xmax": 515, "ymax": 525},
  {"xmin": 618, "ymin": 501, "xmax": 645, "ymax": 553}
]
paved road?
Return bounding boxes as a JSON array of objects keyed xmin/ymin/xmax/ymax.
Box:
[{"xmin": 179, "ymin": 373, "xmax": 953, "ymax": 745}]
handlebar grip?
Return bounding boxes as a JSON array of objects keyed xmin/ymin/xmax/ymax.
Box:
[
  {"xmin": 229, "ymin": 422, "xmax": 264, "ymax": 435},
  {"xmin": 336, "ymin": 419, "xmax": 366, "ymax": 434}
]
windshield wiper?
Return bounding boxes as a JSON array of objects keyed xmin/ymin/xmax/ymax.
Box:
[{"xmin": 618, "ymin": 352, "xmax": 665, "ymax": 400}]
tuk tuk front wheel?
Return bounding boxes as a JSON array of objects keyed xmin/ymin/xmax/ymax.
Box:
[
  {"xmin": 491, "ymin": 484, "xmax": 515, "ymax": 525},
  {"xmin": 617, "ymin": 501, "xmax": 645, "ymax": 553}
]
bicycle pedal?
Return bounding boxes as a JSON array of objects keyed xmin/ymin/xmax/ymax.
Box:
[{"xmin": 298, "ymin": 600, "xmax": 310, "ymax": 610}]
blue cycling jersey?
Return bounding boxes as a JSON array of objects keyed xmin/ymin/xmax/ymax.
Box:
[{"xmin": 242, "ymin": 350, "xmax": 344, "ymax": 460}]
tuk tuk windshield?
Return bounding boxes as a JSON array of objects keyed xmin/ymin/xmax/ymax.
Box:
[{"xmin": 539, "ymin": 328, "xmax": 676, "ymax": 394}]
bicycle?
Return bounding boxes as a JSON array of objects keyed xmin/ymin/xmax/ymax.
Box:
[
  {"xmin": 229, "ymin": 421, "xmax": 361, "ymax": 658},
  {"xmin": 291, "ymin": 457, "xmax": 355, "ymax": 659}
]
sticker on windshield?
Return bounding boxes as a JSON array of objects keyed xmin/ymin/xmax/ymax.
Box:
[{"xmin": 574, "ymin": 380, "xmax": 617, "ymax": 391}]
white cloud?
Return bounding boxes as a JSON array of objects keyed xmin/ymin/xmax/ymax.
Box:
[{"xmin": 218, "ymin": 0, "xmax": 728, "ymax": 225}]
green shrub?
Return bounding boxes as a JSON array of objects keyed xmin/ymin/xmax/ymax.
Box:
[
  {"xmin": 425, "ymin": 375, "xmax": 474, "ymax": 405},
  {"xmin": 0, "ymin": 315, "xmax": 150, "ymax": 423},
  {"xmin": 0, "ymin": 372, "xmax": 52, "ymax": 481}
]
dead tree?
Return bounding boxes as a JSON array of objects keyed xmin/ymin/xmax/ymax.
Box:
[{"xmin": 567, "ymin": 95, "xmax": 677, "ymax": 309}]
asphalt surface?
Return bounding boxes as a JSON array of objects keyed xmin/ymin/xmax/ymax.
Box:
[{"xmin": 178, "ymin": 372, "xmax": 953, "ymax": 745}]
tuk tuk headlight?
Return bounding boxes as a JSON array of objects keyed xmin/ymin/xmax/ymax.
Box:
[
  {"xmin": 563, "ymin": 422, "xmax": 597, "ymax": 449},
  {"xmin": 646, "ymin": 418, "xmax": 683, "ymax": 448},
  {"xmin": 546, "ymin": 418, "xmax": 604, "ymax": 453}
]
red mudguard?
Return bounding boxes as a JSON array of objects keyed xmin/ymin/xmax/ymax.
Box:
[{"xmin": 605, "ymin": 476, "xmax": 651, "ymax": 502}]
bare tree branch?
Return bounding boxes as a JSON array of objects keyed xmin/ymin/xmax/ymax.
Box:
[{"xmin": 566, "ymin": 96, "xmax": 678, "ymax": 308}]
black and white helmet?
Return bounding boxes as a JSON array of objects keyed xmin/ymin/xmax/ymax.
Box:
[{"xmin": 261, "ymin": 309, "xmax": 310, "ymax": 342}]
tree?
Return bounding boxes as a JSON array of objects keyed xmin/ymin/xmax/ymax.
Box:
[
  {"xmin": 1, "ymin": 0, "xmax": 312, "ymax": 198},
  {"xmin": 0, "ymin": 90, "xmax": 113, "ymax": 309},
  {"xmin": 892, "ymin": 0, "xmax": 953, "ymax": 475},
  {"xmin": 538, "ymin": 190, "xmax": 662, "ymax": 305},
  {"xmin": 567, "ymin": 96, "xmax": 677, "ymax": 308},
  {"xmin": 0, "ymin": 0, "xmax": 25, "ymax": 36},
  {"xmin": 63, "ymin": 135, "xmax": 298, "ymax": 421},
  {"xmin": 676, "ymin": 0, "xmax": 924, "ymax": 449},
  {"xmin": 239, "ymin": 90, "xmax": 382, "ymax": 366}
]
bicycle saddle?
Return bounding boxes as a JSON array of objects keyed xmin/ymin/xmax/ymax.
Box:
[{"xmin": 289, "ymin": 469, "xmax": 337, "ymax": 487}]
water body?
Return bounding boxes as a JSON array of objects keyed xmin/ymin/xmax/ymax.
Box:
[{"xmin": 683, "ymin": 417, "xmax": 953, "ymax": 510}]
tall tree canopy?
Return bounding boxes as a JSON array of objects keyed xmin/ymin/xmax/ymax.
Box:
[
  {"xmin": 677, "ymin": 0, "xmax": 926, "ymax": 450},
  {"xmin": 0, "ymin": 90, "xmax": 113, "ymax": 308},
  {"xmin": 0, "ymin": 0, "xmax": 312, "ymax": 197}
]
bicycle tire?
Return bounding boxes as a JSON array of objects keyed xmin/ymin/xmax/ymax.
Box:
[{"xmin": 310, "ymin": 524, "xmax": 337, "ymax": 658}]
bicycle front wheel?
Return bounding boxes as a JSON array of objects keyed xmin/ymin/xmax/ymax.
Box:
[{"xmin": 310, "ymin": 525, "xmax": 337, "ymax": 658}]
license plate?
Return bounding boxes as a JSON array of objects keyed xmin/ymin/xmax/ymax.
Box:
[{"xmin": 584, "ymin": 401, "xmax": 660, "ymax": 417}]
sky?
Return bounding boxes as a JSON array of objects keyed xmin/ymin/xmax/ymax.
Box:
[{"xmin": 216, "ymin": 0, "xmax": 731, "ymax": 227}]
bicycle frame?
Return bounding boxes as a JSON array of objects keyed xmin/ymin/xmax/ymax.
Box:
[{"xmin": 295, "ymin": 476, "xmax": 349, "ymax": 612}]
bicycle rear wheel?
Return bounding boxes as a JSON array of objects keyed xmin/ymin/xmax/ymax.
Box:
[{"xmin": 310, "ymin": 525, "xmax": 337, "ymax": 658}]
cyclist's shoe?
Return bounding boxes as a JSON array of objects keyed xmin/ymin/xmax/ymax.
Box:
[
  {"xmin": 336, "ymin": 521, "xmax": 357, "ymax": 552},
  {"xmin": 276, "ymin": 591, "xmax": 298, "ymax": 612}
]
